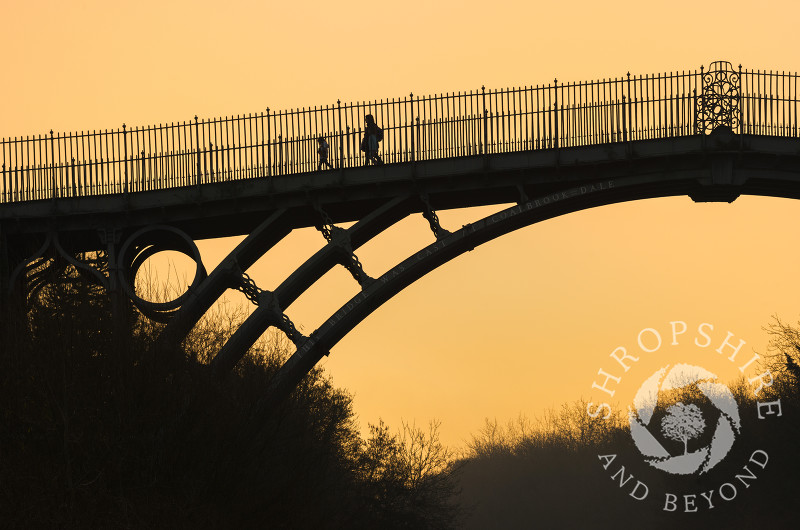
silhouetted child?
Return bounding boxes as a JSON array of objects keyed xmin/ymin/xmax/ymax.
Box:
[
  {"xmin": 317, "ymin": 136, "xmax": 334, "ymax": 170},
  {"xmin": 362, "ymin": 114, "xmax": 383, "ymax": 166}
]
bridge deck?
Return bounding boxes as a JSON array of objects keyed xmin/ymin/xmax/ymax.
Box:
[
  {"xmin": 2, "ymin": 132, "xmax": 800, "ymax": 250},
  {"xmin": 3, "ymin": 62, "xmax": 800, "ymax": 254}
]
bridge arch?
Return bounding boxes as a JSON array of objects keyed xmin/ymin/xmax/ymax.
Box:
[{"xmin": 209, "ymin": 159, "xmax": 800, "ymax": 411}]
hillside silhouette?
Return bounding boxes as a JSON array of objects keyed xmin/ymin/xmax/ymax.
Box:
[{"xmin": 452, "ymin": 328, "xmax": 800, "ymax": 529}]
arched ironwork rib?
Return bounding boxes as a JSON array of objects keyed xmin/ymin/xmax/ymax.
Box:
[
  {"xmin": 159, "ymin": 209, "xmax": 293, "ymax": 345},
  {"xmin": 255, "ymin": 176, "xmax": 698, "ymax": 410},
  {"xmin": 53, "ymin": 233, "xmax": 109, "ymax": 289},
  {"xmin": 210, "ymin": 195, "xmax": 415, "ymax": 374}
]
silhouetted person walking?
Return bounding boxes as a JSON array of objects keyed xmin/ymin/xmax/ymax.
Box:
[
  {"xmin": 317, "ymin": 136, "xmax": 334, "ymax": 170},
  {"xmin": 362, "ymin": 114, "xmax": 383, "ymax": 166}
]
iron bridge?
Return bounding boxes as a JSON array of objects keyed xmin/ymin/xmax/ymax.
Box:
[{"xmin": 2, "ymin": 61, "xmax": 800, "ymax": 407}]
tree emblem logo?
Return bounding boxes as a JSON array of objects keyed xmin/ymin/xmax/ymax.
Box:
[{"xmin": 628, "ymin": 364, "xmax": 741, "ymax": 475}]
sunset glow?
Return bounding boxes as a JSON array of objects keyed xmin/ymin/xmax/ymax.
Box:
[{"xmin": 4, "ymin": 0, "xmax": 800, "ymax": 449}]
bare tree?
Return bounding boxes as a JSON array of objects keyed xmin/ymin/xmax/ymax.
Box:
[
  {"xmin": 764, "ymin": 316, "xmax": 800, "ymax": 389},
  {"xmin": 354, "ymin": 419, "xmax": 460, "ymax": 528},
  {"xmin": 660, "ymin": 402, "xmax": 705, "ymax": 455}
]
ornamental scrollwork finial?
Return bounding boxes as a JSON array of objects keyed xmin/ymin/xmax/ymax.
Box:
[{"xmin": 695, "ymin": 61, "xmax": 741, "ymax": 135}]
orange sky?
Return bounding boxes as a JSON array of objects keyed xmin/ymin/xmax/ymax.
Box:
[{"xmin": 3, "ymin": 0, "xmax": 800, "ymax": 447}]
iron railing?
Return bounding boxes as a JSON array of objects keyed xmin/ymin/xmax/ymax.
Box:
[{"xmin": 2, "ymin": 62, "xmax": 799, "ymax": 204}]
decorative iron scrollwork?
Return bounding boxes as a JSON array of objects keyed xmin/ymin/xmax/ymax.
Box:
[
  {"xmin": 695, "ymin": 61, "xmax": 741, "ymax": 135},
  {"xmin": 314, "ymin": 204, "xmax": 374, "ymax": 289},
  {"xmin": 232, "ymin": 265, "xmax": 307, "ymax": 347},
  {"xmin": 420, "ymin": 194, "xmax": 451, "ymax": 241},
  {"xmin": 118, "ymin": 225, "xmax": 207, "ymax": 323}
]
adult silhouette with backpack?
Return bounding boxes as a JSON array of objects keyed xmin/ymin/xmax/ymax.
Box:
[
  {"xmin": 361, "ymin": 114, "xmax": 384, "ymax": 165},
  {"xmin": 316, "ymin": 136, "xmax": 334, "ymax": 170}
]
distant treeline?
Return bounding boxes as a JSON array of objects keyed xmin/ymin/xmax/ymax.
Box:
[{"xmin": 453, "ymin": 321, "xmax": 800, "ymax": 529}]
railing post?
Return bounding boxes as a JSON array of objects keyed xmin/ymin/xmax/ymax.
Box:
[
  {"xmin": 266, "ymin": 108, "xmax": 272, "ymax": 177},
  {"xmin": 3, "ymin": 163, "xmax": 8, "ymax": 203},
  {"xmin": 194, "ymin": 115, "xmax": 201, "ymax": 188},
  {"xmin": 337, "ymin": 100, "xmax": 343, "ymax": 169},
  {"xmin": 696, "ymin": 65, "xmax": 705, "ymax": 135},
  {"xmin": 49, "ymin": 130, "xmax": 56, "ymax": 200},
  {"xmin": 693, "ymin": 88, "xmax": 700, "ymax": 135},
  {"xmin": 554, "ymin": 79, "xmax": 559, "ymax": 150},
  {"xmin": 738, "ymin": 64, "xmax": 744, "ymax": 150},
  {"xmin": 409, "ymin": 93, "xmax": 415, "ymax": 164},
  {"xmin": 700, "ymin": 65, "xmax": 706, "ymax": 134},
  {"xmin": 141, "ymin": 150, "xmax": 146, "ymax": 188},
  {"xmin": 410, "ymin": 112, "xmax": 416, "ymax": 167},
  {"xmin": 71, "ymin": 157, "xmax": 76, "ymax": 197},
  {"xmin": 278, "ymin": 134, "xmax": 283, "ymax": 175},
  {"xmin": 345, "ymin": 126, "xmax": 350, "ymax": 167},
  {"xmin": 122, "ymin": 124, "xmax": 128, "ymax": 196},
  {"xmin": 4, "ymin": 163, "xmax": 9, "ymax": 203},
  {"xmin": 622, "ymin": 96, "xmax": 628, "ymax": 143},
  {"xmin": 737, "ymin": 63, "xmax": 743, "ymax": 136},
  {"xmin": 481, "ymin": 85, "xmax": 487, "ymax": 155},
  {"xmin": 208, "ymin": 144, "xmax": 214, "ymax": 182},
  {"xmin": 4, "ymin": 163, "xmax": 10, "ymax": 203},
  {"xmin": 624, "ymin": 71, "xmax": 631, "ymax": 143},
  {"xmin": 415, "ymin": 117, "xmax": 420, "ymax": 162}
]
